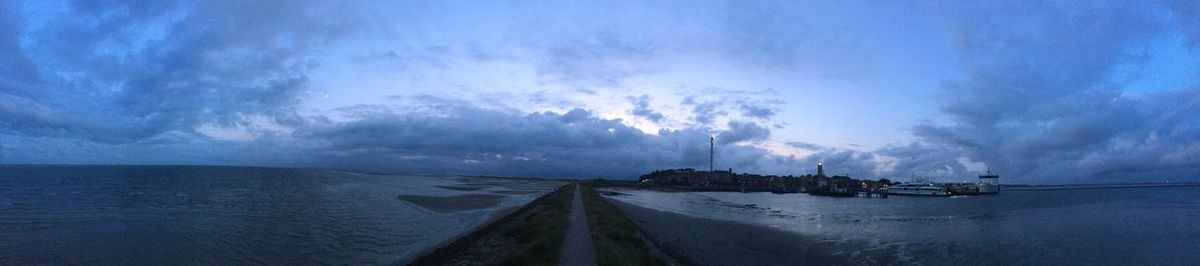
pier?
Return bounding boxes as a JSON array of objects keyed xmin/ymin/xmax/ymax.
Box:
[{"xmin": 854, "ymin": 189, "xmax": 888, "ymax": 198}]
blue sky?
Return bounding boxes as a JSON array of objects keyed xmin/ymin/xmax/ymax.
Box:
[{"xmin": 1, "ymin": 0, "xmax": 1199, "ymax": 183}]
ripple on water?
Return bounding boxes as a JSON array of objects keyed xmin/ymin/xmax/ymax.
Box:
[{"xmin": 0, "ymin": 165, "xmax": 564, "ymax": 265}]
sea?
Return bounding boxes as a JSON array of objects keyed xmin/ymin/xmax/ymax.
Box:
[
  {"xmin": 0, "ymin": 165, "xmax": 564, "ymax": 265},
  {"xmin": 604, "ymin": 186, "xmax": 1200, "ymax": 265}
]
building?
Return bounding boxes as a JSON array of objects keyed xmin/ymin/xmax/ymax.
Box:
[{"xmin": 638, "ymin": 168, "xmax": 736, "ymax": 186}]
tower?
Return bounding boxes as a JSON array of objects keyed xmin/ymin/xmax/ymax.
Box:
[
  {"xmin": 709, "ymin": 136, "xmax": 714, "ymax": 172},
  {"xmin": 817, "ymin": 163, "xmax": 825, "ymax": 177}
]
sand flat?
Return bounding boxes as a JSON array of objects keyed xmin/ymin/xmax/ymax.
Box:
[
  {"xmin": 398, "ymin": 194, "xmax": 506, "ymax": 213},
  {"xmin": 436, "ymin": 185, "xmax": 484, "ymax": 191},
  {"xmin": 493, "ymin": 190, "xmax": 539, "ymax": 195},
  {"xmin": 608, "ymin": 200, "xmax": 853, "ymax": 266}
]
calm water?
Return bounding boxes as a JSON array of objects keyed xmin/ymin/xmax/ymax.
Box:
[
  {"xmin": 0, "ymin": 165, "xmax": 562, "ymax": 264},
  {"xmin": 606, "ymin": 187, "xmax": 1200, "ymax": 265}
]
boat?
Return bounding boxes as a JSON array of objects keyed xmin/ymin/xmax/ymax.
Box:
[
  {"xmin": 978, "ymin": 169, "xmax": 1000, "ymax": 194},
  {"xmin": 887, "ymin": 183, "xmax": 951, "ymax": 196}
]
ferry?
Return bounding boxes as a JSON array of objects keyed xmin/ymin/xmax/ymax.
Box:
[{"xmin": 887, "ymin": 183, "xmax": 951, "ymax": 196}]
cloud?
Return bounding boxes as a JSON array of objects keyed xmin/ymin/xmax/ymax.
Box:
[
  {"xmin": 1, "ymin": 0, "xmax": 368, "ymax": 143},
  {"xmin": 718, "ymin": 120, "xmax": 769, "ymax": 144},
  {"xmin": 536, "ymin": 32, "xmax": 657, "ymax": 88},
  {"xmin": 717, "ymin": 1, "xmax": 879, "ymax": 77},
  {"xmin": 785, "ymin": 141, "xmax": 826, "ymax": 151},
  {"xmin": 3, "ymin": 1, "xmax": 1198, "ymax": 184},
  {"xmin": 688, "ymin": 99, "xmax": 727, "ymax": 125},
  {"xmin": 679, "ymin": 88, "xmax": 785, "ymax": 125},
  {"xmin": 738, "ymin": 104, "xmax": 777, "ymax": 120},
  {"xmin": 3, "ymin": 1, "xmax": 816, "ymax": 179},
  {"xmin": 874, "ymin": 142, "xmax": 973, "ymax": 180},
  {"xmin": 627, "ymin": 95, "xmax": 665, "ymax": 122},
  {"xmin": 893, "ymin": 1, "xmax": 1200, "ymax": 183},
  {"xmin": 296, "ymin": 101, "xmax": 799, "ymax": 178},
  {"xmin": 799, "ymin": 149, "xmax": 879, "ymax": 178},
  {"xmin": 766, "ymin": 2, "xmax": 1200, "ymax": 183}
]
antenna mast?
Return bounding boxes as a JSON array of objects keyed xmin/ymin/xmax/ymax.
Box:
[{"xmin": 709, "ymin": 136, "xmax": 714, "ymax": 172}]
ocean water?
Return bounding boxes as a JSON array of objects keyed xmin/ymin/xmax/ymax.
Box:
[
  {"xmin": 0, "ymin": 165, "xmax": 563, "ymax": 264},
  {"xmin": 605, "ymin": 187, "xmax": 1200, "ymax": 265}
]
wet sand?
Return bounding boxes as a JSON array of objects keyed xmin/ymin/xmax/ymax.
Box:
[
  {"xmin": 398, "ymin": 194, "xmax": 506, "ymax": 213},
  {"xmin": 493, "ymin": 190, "xmax": 540, "ymax": 195},
  {"xmin": 436, "ymin": 185, "xmax": 484, "ymax": 191},
  {"xmin": 608, "ymin": 200, "xmax": 854, "ymax": 266}
]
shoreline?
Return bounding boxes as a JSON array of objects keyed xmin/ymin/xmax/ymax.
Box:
[
  {"xmin": 606, "ymin": 199, "xmax": 859, "ymax": 266},
  {"xmin": 405, "ymin": 184, "xmax": 570, "ymax": 265}
]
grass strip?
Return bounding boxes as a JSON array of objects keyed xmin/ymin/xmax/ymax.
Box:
[
  {"xmin": 492, "ymin": 183, "xmax": 574, "ymax": 265},
  {"xmin": 409, "ymin": 183, "xmax": 575, "ymax": 266},
  {"xmin": 580, "ymin": 184, "xmax": 661, "ymax": 266}
]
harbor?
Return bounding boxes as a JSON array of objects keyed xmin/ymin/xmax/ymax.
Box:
[
  {"xmin": 636, "ymin": 137, "xmax": 1002, "ymax": 198},
  {"xmin": 637, "ymin": 165, "xmax": 1001, "ymax": 198}
]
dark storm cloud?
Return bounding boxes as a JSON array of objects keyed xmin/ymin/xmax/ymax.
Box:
[
  {"xmin": 764, "ymin": 1, "xmax": 1200, "ymax": 183},
  {"xmin": 0, "ymin": 2, "xmax": 65, "ymax": 137},
  {"xmin": 627, "ymin": 95, "xmax": 665, "ymax": 123},
  {"xmin": 718, "ymin": 120, "xmax": 769, "ymax": 144},
  {"xmin": 3, "ymin": 1, "xmax": 1197, "ymax": 183},
  {"xmin": 0, "ymin": 3, "xmax": 38, "ymax": 96},
  {"xmin": 297, "ymin": 100, "xmax": 798, "ymax": 178},
  {"xmin": 891, "ymin": 1, "xmax": 1200, "ymax": 183},
  {"xmin": 1, "ymin": 0, "xmax": 365, "ymax": 143},
  {"xmin": 875, "ymin": 142, "xmax": 972, "ymax": 180}
]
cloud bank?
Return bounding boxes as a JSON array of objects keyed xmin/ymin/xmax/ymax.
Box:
[{"xmin": 1, "ymin": 1, "xmax": 1197, "ymax": 183}]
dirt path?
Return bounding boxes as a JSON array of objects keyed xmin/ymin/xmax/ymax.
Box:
[{"xmin": 558, "ymin": 184, "xmax": 597, "ymax": 266}]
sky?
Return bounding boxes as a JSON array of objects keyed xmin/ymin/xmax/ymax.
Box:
[{"xmin": 1, "ymin": 0, "xmax": 1199, "ymax": 184}]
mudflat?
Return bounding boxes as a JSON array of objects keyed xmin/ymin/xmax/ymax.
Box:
[
  {"xmin": 609, "ymin": 200, "xmax": 852, "ymax": 266},
  {"xmin": 398, "ymin": 194, "xmax": 506, "ymax": 213}
]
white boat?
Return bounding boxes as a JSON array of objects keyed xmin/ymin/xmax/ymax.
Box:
[
  {"xmin": 887, "ymin": 183, "xmax": 951, "ymax": 196},
  {"xmin": 978, "ymin": 169, "xmax": 1000, "ymax": 194}
]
